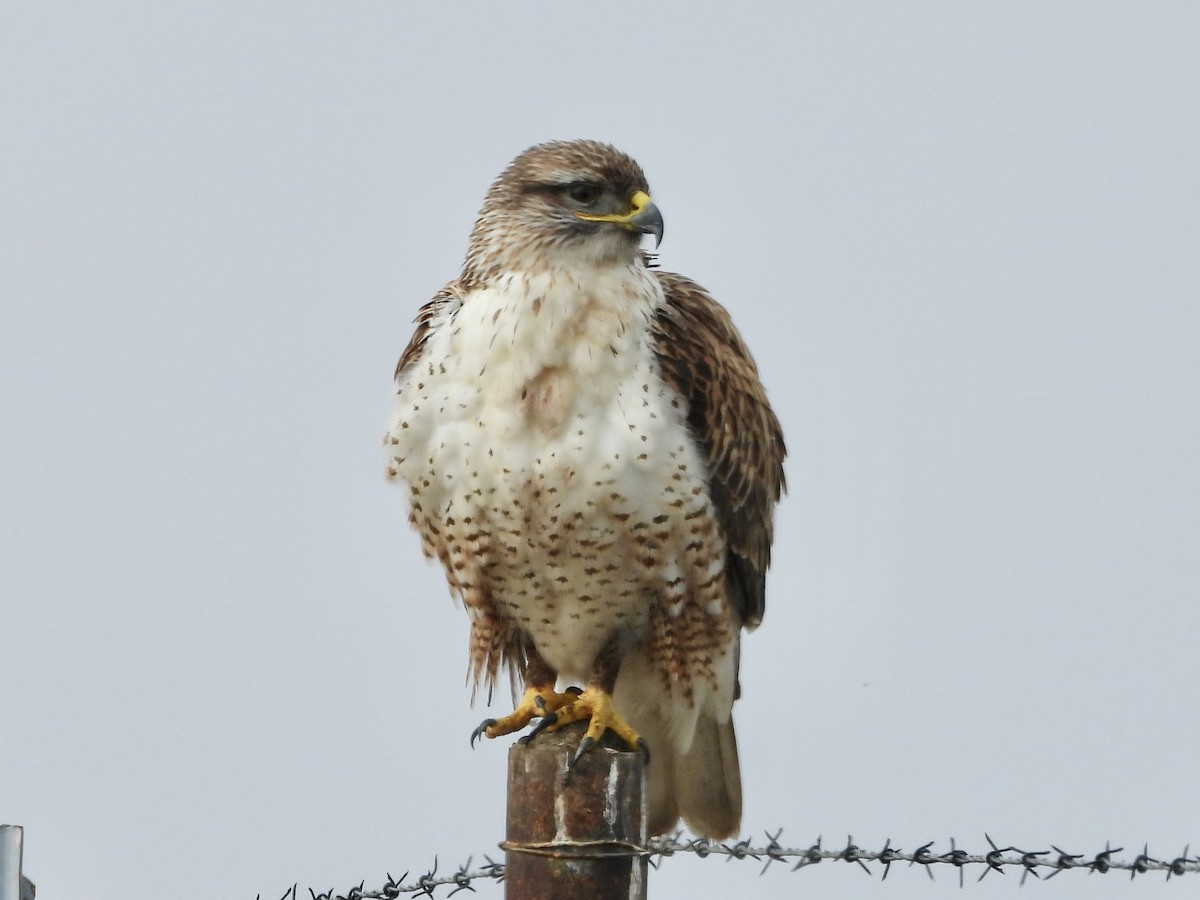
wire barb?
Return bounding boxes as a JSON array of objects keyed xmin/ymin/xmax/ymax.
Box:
[{"xmin": 268, "ymin": 831, "xmax": 1200, "ymax": 897}]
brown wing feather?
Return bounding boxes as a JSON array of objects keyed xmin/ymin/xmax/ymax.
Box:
[
  {"xmin": 650, "ymin": 272, "xmax": 786, "ymax": 628},
  {"xmin": 394, "ymin": 283, "xmax": 459, "ymax": 380}
]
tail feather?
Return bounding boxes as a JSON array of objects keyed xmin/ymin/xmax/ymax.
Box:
[
  {"xmin": 640, "ymin": 716, "xmax": 681, "ymax": 837},
  {"xmin": 614, "ymin": 652, "xmax": 742, "ymax": 839},
  {"xmin": 673, "ymin": 714, "xmax": 742, "ymax": 839},
  {"xmin": 638, "ymin": 710, "xmax": 742, "ymax": 839}
]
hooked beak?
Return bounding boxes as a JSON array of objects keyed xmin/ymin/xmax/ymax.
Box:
[{"xmin": 576, "ymin": 190, "xmax": 664, "ymax": 248}]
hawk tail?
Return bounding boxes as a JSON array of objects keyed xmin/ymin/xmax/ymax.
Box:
[
  {"xmin": 674, "ymin": 713, "xmax": 742, "ymax": 839},
  {"xmin": 643, "ymin": 711, "xmax": 742, "ymax": 840}
]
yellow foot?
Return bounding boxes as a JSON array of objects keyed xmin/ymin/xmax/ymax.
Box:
[
  {"xmin": 525, "ymin": 686, "xmax": 650, "ymax": 765},
  {"xmin": 470, "ymin": 685, "xmax": 580, "ymax": 747}
]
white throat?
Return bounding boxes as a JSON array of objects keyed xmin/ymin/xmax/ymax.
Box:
[{"xmin": 455, "ymin": 263, "xmax": 662, "ymax": 434}]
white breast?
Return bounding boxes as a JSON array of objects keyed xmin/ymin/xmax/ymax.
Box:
[{"xmin": 387, "ymin": 264, "xmax": 726, "ymax": 684}]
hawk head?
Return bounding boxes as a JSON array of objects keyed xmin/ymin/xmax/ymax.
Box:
[{"xmin": 463, "ymin": 140, "xmax": 665, "ymax": 284}]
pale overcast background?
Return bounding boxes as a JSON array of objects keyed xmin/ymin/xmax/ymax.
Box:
[{"xmin": 3, "ymin": 4, "xmax": 1198, "ymax": 899}]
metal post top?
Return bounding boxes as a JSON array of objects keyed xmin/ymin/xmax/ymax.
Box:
[{"xmin": 1, "ymin": 825, "xmax": 27, "ymax": 900}]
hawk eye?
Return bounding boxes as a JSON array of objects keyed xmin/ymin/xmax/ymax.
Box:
[{"xmin": 565, "ymin": 182, "xmax": 601, "ymax": 205}]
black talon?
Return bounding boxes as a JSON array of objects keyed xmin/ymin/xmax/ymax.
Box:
[
  {"xmin": 635, "ymin": 737, "xmax": 651, "ymax": 763},
  {"xmin": 470, "ymin": 719, "xmax": 496, "ymax": 748},
  {"xmin": 570, "ymin": 735, "xmax": 596, "ymax": 769},
  {"xmin": 565, "ymin": 685, "xmax": 583, "ymax": 696},
  {"xmin": 524, "ymin": 710, "xmax": 560, "ymax": 741}
]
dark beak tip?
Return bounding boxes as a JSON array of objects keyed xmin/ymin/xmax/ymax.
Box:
[
  {"xmin": 639, "ymin": 211, "xmax": 665, "ymax": 249},
  {"xmin": 626, "ymin": 200, "xmax": 664, "ymax": 248}
]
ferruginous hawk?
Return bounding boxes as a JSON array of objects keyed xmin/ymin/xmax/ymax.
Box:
[{"xmin": 385, "ymin": 140, "xmax": 785, "ymax": 839}]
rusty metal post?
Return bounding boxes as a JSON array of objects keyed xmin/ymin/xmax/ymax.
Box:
[{"xmin": 503, "ymin": 722, "xmax": 648, "ymax": 900}]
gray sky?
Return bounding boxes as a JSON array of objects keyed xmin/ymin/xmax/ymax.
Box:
[{"xmin": 3, "ymin": 4, "xmax": 1198, "ymax": 898}]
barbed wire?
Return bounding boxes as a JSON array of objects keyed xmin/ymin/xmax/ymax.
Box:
[
  {"xmin": 259, "ymin": 855, "xmax": 507, "ymax": 900},
  {"xmin": 261, "ymin": 831, "xmax": 1199, "ymax": 898}
]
